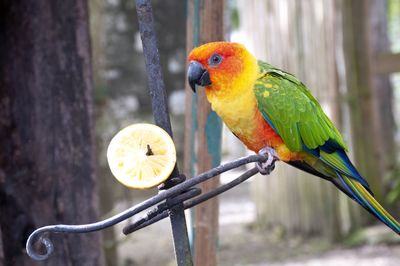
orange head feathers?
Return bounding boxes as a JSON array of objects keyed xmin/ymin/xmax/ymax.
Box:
[
  {"xmin": 187, "ymin": 42, "xmax": 259, "ymax": 98},
  {"xmin": 187, "ymin": 42, "xmax": 277, "ymax": 153}
]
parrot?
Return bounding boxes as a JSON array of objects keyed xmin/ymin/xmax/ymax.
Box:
[{"xmin": 187, "ymin": 41, "xmax": 400, "ymax": 235}]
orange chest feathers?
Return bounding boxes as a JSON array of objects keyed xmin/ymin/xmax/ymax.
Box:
[{"xmin": 236, "ymin": 109, "xmax": 283, "ymax": 152}]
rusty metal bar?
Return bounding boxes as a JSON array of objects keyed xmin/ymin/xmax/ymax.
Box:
[{"xmin": 135, "ymin": 0, "xmax": 192, "ymax": 265}]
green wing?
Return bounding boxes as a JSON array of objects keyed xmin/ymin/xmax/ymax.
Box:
[
  {"xmin": 254, "ymin": 61, "xmax": 347, "ymax": 152},
  {"xmin": 254, "ymin": 62, "xmax": 400, "ymax": 235}
]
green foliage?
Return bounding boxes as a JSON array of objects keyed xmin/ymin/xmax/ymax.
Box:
[
  {"xmin": 388, "ymin": 0, "xmax": 400, "ymax": 52},
  {"xmin": 230, "ymin": 7, "xmax": 240, "ymax": 30},
  {"xmin": 387, "ymin": 179, "xmax": 400, "ymax": 203},
  {"xmin": 388, "ymin": 0, "xmax": 400, "ymax": 21},
  {"xmin": 228, "ymin": 0, "xmax": 240, "ymax": 30},
  {"xmin": 344, "ymin": 226, "xmax": 400, "ymax": 247},
  {"xmin": 386, "ymin": 162, "xmax": 400, "ymax": 204},
  {"xmin": 93, "ymin": 84, "xmax": 110, "ymax": 104}
]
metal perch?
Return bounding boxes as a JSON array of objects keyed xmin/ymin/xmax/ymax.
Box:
[
  {"xmin": 26, "ymin": 154, "xmax": 267, "ymax": 260},
  {"xmin": 25, "ymin": 0, "xmax": 270, "ymax": 264}
]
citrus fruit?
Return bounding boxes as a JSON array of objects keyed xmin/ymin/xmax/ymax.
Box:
[{"xmin": 107, "ymin": 123, "xmax": 176, "ymax": 189}]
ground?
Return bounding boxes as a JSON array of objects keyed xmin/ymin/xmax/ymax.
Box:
[{"xmin": 115, "ymin": 170, "xmax": 400, "ymax": 266}]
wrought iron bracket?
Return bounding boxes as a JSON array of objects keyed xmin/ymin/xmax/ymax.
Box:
[{"xmin": 26, "ymin": 154, "xmax": 267, "ymax": 261}]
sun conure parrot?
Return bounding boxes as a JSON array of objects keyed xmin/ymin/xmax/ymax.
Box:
[{"xmin": 187, "ymin": 41, "xmax": 400, "ymax": 235}]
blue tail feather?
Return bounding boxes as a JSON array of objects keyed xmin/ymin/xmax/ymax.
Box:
[
  {"xmin": 319, "ymin": 149, "xmax": 372, "ymax": 194},
  {"xmin": 336, "ymin": 171, "xmax": 400, "ymax": 234}
]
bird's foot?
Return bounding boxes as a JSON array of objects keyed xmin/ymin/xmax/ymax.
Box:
[{"xmin": 257, "ymin": 147, "xmax": 279, "ymax": 175}]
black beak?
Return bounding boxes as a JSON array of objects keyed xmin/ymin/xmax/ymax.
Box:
[{"xmin": 187, "ymin": 61, "xmax": 211, "ymax": 92}]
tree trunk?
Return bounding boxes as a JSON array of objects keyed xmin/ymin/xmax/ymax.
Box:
[{"xmin": 0, "ymin": 1, "xmax": 104, "ymax": 265}]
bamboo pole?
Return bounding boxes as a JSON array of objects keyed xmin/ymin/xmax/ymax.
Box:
[{"xmin": 184, "ymin": 1, "xmax": 224, "ymax": 265}]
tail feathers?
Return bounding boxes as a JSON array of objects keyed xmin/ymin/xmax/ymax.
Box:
[
  {"xmin": 320, "ymin": 150, "xmax": 373, "ymax": 194},
  {"xmin": 336, "ymin": 171, "xmax": 400, "ymax": 235}
]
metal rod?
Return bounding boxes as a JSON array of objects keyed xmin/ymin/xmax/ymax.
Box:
[
  {"xmin": 126, "ymin": 188, "xmax": 201, "ymax": 230},
  {"xmin": 26, "ymin": 154, "xmax": 267, "ymax": 260},
  {"xmin": 135, "ymin": 0, "xmax": 191, "ymax": 264},
  {"xmin": 135, "ymin": 0, "xmax": 172, "ymax": 136},
  {"xmin": 123, "ymin": 167, "xmax": 259, "ymax": 234},
  {"xmin": 184, "ymin": 167, "xmax": 259, "ymax": 207}
]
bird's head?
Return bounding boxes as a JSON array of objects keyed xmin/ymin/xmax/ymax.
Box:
[{"xmin": 187, "ymin": 42, "xmax": 258, "ymax": 98}]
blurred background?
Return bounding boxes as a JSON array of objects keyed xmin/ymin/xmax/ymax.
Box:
[{"xmin": 1, "ymin": 0, "xmax": 400, "ymax": 265}]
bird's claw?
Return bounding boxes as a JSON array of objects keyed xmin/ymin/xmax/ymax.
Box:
[{"xmin": 256, "ymin": 147, "xmax": 278, "ymax": 175}]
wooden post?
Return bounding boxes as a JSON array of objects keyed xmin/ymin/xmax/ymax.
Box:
[
  {"xmin": 342, "ymin": 0, "xmax": 395, "ymax": 201},
  {"xmin": 184, "ymin": 0, "xmax": 224, "ymax": 265}
]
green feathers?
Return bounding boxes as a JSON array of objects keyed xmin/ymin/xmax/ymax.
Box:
[
  {"xmin": 254, "ymin": 61, "xmax": 347, "ymax": 152},
  {"xmin": 254, "ymin": 60, "xmax": 400, "ymax": 235},
  {"xmin": 338, "ymin": 173, "xmax": 400, "ymax": 234}
]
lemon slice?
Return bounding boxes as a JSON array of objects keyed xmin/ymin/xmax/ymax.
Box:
[{"xmin": 107, "ymin": 123, "xmax": 176, "ymax": 189}]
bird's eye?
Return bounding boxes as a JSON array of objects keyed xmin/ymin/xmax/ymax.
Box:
[{"xmin": 208, "ymin": 53, "xmax": 223, "ymax": 67}]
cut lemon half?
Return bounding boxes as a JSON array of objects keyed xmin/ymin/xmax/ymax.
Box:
[{"xmin": 107, "ymin": 123, "xmax": 176, "ymax": 189}]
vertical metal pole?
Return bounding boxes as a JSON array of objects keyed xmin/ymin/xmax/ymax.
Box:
[{"xmin": 135, "ymin": 1, "xmax": 193, "ymax": 265}]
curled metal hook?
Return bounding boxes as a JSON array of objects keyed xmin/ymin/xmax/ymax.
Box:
[
  {"xmin": 26, "ymin": 229, "xmax": 54, "ymax": 261},
  {"xmin": 26, "ymin": 153, "xmax": 268, "ymax": 260}
]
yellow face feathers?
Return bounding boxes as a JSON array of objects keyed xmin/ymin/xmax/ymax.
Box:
[
  {"xmin": 188, "ymin": 42, "xmax": 259, "ymax": 99},
  {"xmin": 188, "ymin": 42, "xmax": 261, "ymax": 148}
]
